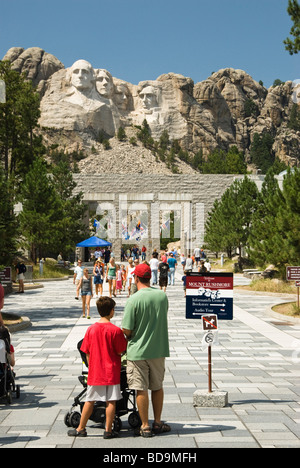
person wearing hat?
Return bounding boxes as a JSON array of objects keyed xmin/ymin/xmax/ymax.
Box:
[{"xmin": 122, "ymin": 263, "xmax": 171, "ymax": 438}]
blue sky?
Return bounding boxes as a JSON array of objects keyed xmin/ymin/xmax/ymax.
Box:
[{"xmin": 0, "ymin": 0, "xmax": 298, "ymax": 88}]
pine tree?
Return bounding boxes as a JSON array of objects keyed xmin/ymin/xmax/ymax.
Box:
[
  {"xmin": 277, "ymin": 168, "xmax": 300, "ymax": 275},
  {"xmin": 204, "ymin": 177, "xmax": 258, "ymax": 260},
  {"xmin": 248, "ymin": 168, "xmax": 300, "ymax": 278},
  {"xmin": 0, "ymin": 61, "xmax": 43, "ymax": 182},
  {"xmin": 0, "ymin": 167, "xmax": 17, "ymax": 268},
  {"xmin": 225, "ymin": 146, "xmax": 247, "ymax": 174},
  {"xmin": 248, "ymin": 169, "xmax": 285, "ymax": 268},
  {"xmin": 250, "ymin": 132, "xmax": 274, "ymax": 173},
  {"xmin": 51, "ymin": 160, "xmax": 87, "ymax": 256},
  {"xmin": 284, "ymin": 0, "xmax": 300, "ymax": 55},
  {"xmin": 204, "ymin": 199, "xmax": 235, "ymax": 257},
  {"xmin": 227, "ymin": 177, "xmax": 259, "ymax": 263},
  {"xmin": 18, "ymin": 159, "xmax": 62, "ymax": 263}
]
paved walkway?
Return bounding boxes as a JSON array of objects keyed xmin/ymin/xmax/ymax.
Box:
[{"xmin": 0, "ymin": 269, "xmax": 300, "ymax": 448}]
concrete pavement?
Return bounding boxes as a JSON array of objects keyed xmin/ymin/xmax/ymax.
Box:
[{"xmin": 0, "ymin": 269, "xmax": 300, "ymax": 448}]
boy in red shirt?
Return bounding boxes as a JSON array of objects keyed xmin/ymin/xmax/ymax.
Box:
[{"xmin": 68, "ymin": 297, "xmax": 127, "ymax": 439}]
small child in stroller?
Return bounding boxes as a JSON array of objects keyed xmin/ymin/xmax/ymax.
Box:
[
  {"xmin": 67, "ymin": 296, "xmax": 127, "ymax": 439},
  {"xmin": 0, "ymin": 323, "xmax": 19, "ymax": 404}
]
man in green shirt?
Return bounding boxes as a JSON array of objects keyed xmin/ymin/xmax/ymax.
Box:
[{"xmin": 122, "ymin": 263, "xmax": 171, "ymax": 438}]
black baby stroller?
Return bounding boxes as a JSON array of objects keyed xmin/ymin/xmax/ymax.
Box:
[
  {"xmin": 64, "ymin": 339, "xmax": 141, "ymax": 432},
  {"xmin": 0, "ymin": 330, "xmax": 20, "ymax": 405}
]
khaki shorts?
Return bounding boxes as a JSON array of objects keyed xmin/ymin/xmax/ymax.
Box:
[{"xmin": 126, "ymin": 358, "xmax": 165, "ymax": 391}]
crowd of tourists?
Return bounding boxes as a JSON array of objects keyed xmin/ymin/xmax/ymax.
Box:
[{"xmin": 73, "ymin": 246, "xmax": 212, "ymax": 317}]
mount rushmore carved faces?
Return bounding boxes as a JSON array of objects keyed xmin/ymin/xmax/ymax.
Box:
[
  {"xmin": 96, "ymin": 69, "xmax": 114, "ymax": 99},
  {"xmin": 139, "ymin": 85, "xmax": 159, "ymax": 111},
  {"xmin": 70, "ymin": 60, "xmax": 95, "ymax": 93}
]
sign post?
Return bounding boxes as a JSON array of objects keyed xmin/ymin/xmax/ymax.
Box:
[
  {"xmin": 287, "ymin": 267, "xmax": 300, "ymax": 310},
  {"xmin": 201, "ymin": 314, "xmax": 218, "ymax": 393},
  {"xmin": 186, "ymin": 273, "xmax": 232, "ymax": 407}
]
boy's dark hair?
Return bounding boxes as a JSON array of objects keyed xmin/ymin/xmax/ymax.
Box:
[{"xmin": 96, "ymin": 296, "xmax": 116, "ymax": 317}]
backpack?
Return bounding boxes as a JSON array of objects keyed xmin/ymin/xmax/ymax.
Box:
[{"xmin": 18, "ymin": 263, "xmax": 27, "ymax": 274}]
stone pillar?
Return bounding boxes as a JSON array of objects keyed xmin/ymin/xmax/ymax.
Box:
[
  {"xmin": 113, "ymin": 200, "xmax": 122, "ymax": 261},
  {"xmin": 151, "ymin": 201, "xmax": 160, "ymax": 254},
  {"xmin": 181, "ymin": 201, "xmax": 192, "ymax": 255},
  {"xmin": 195, "ymin": 202, "xmax": 205, "ymax": 249}
]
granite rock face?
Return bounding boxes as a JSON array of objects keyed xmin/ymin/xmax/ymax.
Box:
[
  {"xmin": 3, "ymin": 47, "xmax": 64, "ymax": 94},
  {"xmin": 2, "ymin": 47, "xmax": 299, "ymax": 167}
]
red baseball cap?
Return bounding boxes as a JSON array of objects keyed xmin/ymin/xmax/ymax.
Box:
[{"xmin": 132, "ymin": 263, "xmax": 151, "ymax": 279}]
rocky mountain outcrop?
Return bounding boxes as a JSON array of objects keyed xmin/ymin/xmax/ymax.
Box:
[
  {"xmin": 3, "ymin": 47, "xmax": 64, "ymax": 95},
  {"xmin": 2, "ymin": 47, "xmax": 299, "ymax": 171}
]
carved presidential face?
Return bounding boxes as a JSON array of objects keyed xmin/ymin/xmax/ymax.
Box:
[
  {"xmin": 96, "ymin": 70, "xmax": 114, "ymax": 98},
  {"xmin": 114, "ymin": 84, "xmax": 130, "ymax": 110},
  {"xmin": 139, "ymin": 86, "xmax": 158, "ymax": 110},
  {"xmin": 70, "ymin": 60, "xmax": 94, "ymax": 92}
]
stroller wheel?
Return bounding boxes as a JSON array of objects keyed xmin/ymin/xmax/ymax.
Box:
[
  {"xmin": 69, "ymin": 411, "xmax": 81, "ymax": 428},
  {"xmin": 64, "ymin": 413, "xmax": 72, "ymax": 427},
  {"xmin": 128, "ymin": 411, "xmax": 141, "ymax": 428}
]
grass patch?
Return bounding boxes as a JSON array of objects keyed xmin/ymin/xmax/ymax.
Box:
[
  {"xmin": 32, "ymin": 259, "xmax": 73, "ymax": 279},
  {"xmin": 2, "ymin": 312, "xmax": 23, "ymax": 326},
  {"xmin": 273, "ymin": 302, "xmax": 300, "ymax": 317},
  {"xmin": 238, "ymin": 278, "xmax": 297, "ymax": 294}
]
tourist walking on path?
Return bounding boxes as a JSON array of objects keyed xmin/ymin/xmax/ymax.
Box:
[
  {"xmin": 15, "ymin": 261, "xmax": 26, "ymax": 294},
  {"xmin": 115, "ymin": 265, "xmax": 123, "ymax": 295},
  {"xmin": 126, "ymin": 258, "xmax": 135, "ymax": 297},
  {"xmin": 149, "ymin": 252, "xmax": 159, "ymax": 286},
  {"xmin": 180, "ymin": 253, "xmax": 186, "ymax": 270},
  {"xmin": 141, "ymin": 245, "xmax": 147, "ymax": 261},
  {"xmin": 198, "ymin": 260, "xmax": 208, "ymax": 274},
  {"xmin": 78, "ymin": 268, "xmax": 93, "ymax": 318},
  {"xmin": 185, "ymin": 254, "xmax": 193, "ymax": 273},
  {"xmin": 122, "ymin": 263, "xmax": 171, "ymax": 438},
  {"xmin": 158, "ymin": 257, "xmax": 169, "ymax": 293},
  {"xmin": 106, "ymin": 257, "xmax": 117, "ymax": 298},
  {"xmin": 167, "ymin": 253, "xmax": 177, "ymax": 286},
  {"xmin": 204, "ymin": 258, "xmax": 211, "ymax": 272},
  {"xmin": 93, "ymin": 259, "xmax": 104, "ymax": 298},
  {"xmin": 194, "ymin": 247, "xmax": 201, "ymax": 267},
  {"xmin": 68, "ymin": 297, "xmax": 127, "ymax": 439},
  {"xmin": 73, "ymin": 259, "xmax": 84, "ymax": 300},
  {"xmin": 130, "ymin": 259, "xmax": 139, "ymax": 295}
]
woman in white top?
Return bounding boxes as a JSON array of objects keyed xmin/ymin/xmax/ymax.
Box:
[
  {"xmin": 126, "ymin": 258, "xmax": 135, "ymax": 297},
  {"xmin": 149, "ymin": 254, "xmax": 159, "ymax": 285}
]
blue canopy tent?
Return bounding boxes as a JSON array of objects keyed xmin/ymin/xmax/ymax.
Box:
[{"xmin": 76, "ymin": 236, "xmax": 112, "ymax": 248}]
